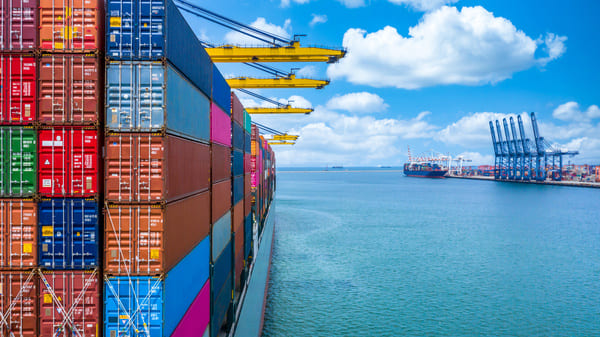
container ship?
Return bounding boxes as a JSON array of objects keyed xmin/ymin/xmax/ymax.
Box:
[
  {"xmin": 404, "ymin": 147, "xmax": 449, "ymax": 178},
  {"xmin": 0, "ymin": 0, "xmax": 276, "ymax": 336}
]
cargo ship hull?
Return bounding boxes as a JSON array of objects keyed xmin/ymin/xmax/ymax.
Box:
[{"xmin": 404, "ymin": 170, "xmax": 448, "ymax": 178}]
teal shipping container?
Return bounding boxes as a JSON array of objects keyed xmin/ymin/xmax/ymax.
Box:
[{"xmin": 106, "ymin": 61, "xmax": 210, "ymax": 142}]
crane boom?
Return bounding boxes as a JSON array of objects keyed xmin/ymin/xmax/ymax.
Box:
[
  {"xmin": 489, "ymin": 121, "xmax": 499, "ymax": 156},
  {"xmin": 206, "ymin": 42, "xmax": 346, "ymax": 63},
  {"xmin": 227, "ymin": 75, "xmax": 329, "ymax": 89},
  {"xmin": 246, "ymin": 107, "xmax": 313, "ymax": 114}
]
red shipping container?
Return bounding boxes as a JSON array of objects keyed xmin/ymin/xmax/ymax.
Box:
[
  {"xmin": 104, "ymin": 192, "xmax": 210, "ymax": 275},
  {"xmin": 0, "ymin": 0, "xmax": 36, "ymax": 51},
  {"xmin": 0, "ymin": 54, "xmax": 36, "ymax": 124},
  {"xmin": 244, "ymin": 153, "xmax": 251, "ymax": 173},
  {"xmin": 244, "ymin": 193, "xmax": 251, "ymax": 217},
  {"xmin": 212, "ymin": 143, "xmax": 231, "ymax": 184},
  {"xmin": 38, "ymin": 54, "xmax": 101, "ymax": 124},
  {"xmin": 212, "ymin": 180, "xmax": 231, "ymax": 223},
  {"xmin": 0, "ymin": 199, "xmax": 36, "ymax": 268},
  {"xmin": 105, "ymin": 133, "xmax": 210, "ymax": 202},
  {"xmin": 0, "ymin": 271, "xmax": 37, "ymax": 337},
  {"xmin": 231, "ymin": 92, "xmax": 244, "ymax": 126},
  {"xmin": 38, "ymin": 127, "xmax": 99, "ymax": 197},
  {"xmin": 38, "ymin": 271, "xmax": 100, "ymax": 337},
  {"xmin": 39, "ymin": 0, "xmax": 102, "ymax": 52}
]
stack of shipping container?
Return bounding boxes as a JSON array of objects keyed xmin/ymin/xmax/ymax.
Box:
[
  {"xmin": 251, "ymin": 126, "xmax": 276, "ymax": 236},
  {"xmin": 0, "ymin": 0, "xmax": 275, "ymax": 335}
]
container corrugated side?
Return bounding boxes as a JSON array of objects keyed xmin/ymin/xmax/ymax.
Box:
[
  {"xmin": 0, "ymin": 127, "xmax": 36, "ymax": 197},
  {"xmin": 212, "ymin": 240, "xmax": 232, "ymax": 289},
  {"xmin": 212, "ymin": 271, "xmax": 232, "ymax": 337},
  {"xmin": 38, "ymin": 271, "xmax": 100, "ymax": 336},
  {"xmin": 0, "ymin": 199, "xmax": 36, "ymax": 268},
  {"xmin": 38, "ymin": 199, "xmax": 99, "ymax": 269},
  {"xmin": 104, "ymin": 276, "xmax": 163, "ymax": 336},
  {"xmin": 171, "ymin": 279, "xmax": 210, "ymax": 337},
  {"xmin": 233, "ymin": 149, "xmax": 244, "ymax": 177},
  {"xmin": 0, "ymin": 0, "xmax": 36, "ymax": 51},
  {"xmin": 231, "ymin": 92, "xmax": 244, "ymax": 126},
  {"xmin": 104, "ymin": 192, "xmax": 210, "ymax": 275},
  {"xmin": 0, "ymin": 55, "xmax": 36, "ymax": 124},
  {"xmin": 212, "ymin": 180, "xmax": 231, "ymax": 223},
  {"xmin": 245, "ymin": 133, "xmax": 251, "ymax": 154},
  {"xmin": 244, "ymin": 110, "xmax": 251, "ymax": 133},
  {"xmin": 106, "ymin": 0, "xmax": 212, "ymax": 96},
  {"xmin": 105, "ymin": 133, "xmax": 210, "ymax": 202},
  {"xmin": 210, "ymin": 102, "xmax": 232, "ymax": 147},
  {"xmin": 232, "ymin": 122, "xmax": 244, "ymax": 151},
  {"xmin": 211, "ymin": 211, "xmax": 231, "ymax": 262},
  {"xmin": 212, "ymin": 66, "xmax": 231, "ymax": 114},
  {"xmin": 233, "ymin": 175, "xmax": 244, "ymax": 205},
  {"xmin": 0, "ymin": 271, "xmax": 37, "ymax": 337},
  {"xmin": 212, "ymin": 144, "xmax": 231, "ymax": 183},
  {"xmin": 106, "ymin": 61, "xmax": 210, "ymax": 142},
  {"xmin": 244, "ymin": 214, "xmax": 252, "ymax": 260}
]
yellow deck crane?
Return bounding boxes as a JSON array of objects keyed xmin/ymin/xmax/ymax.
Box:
[
  {"xmin": 237, "ymin": 89, "xmax": 313, "ymax": 115},
  {"xmin": 253, "ymin": 122, "xmax": 299, "ymax": 146},
  {"xmin": 227, "ymin": 74, "xmax": 329, "ymax": 89}
]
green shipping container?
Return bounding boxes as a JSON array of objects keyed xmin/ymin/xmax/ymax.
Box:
[
  {"xmin": 0, "ymin": 127, "xmax": 36, "ymax": 196},
  {"xmin": 244, "ymin": 110, "xmax": 252, "ymax": 133}
]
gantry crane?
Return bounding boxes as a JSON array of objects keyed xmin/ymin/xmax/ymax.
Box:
[
  {"xmin": 253, "ymin": 122, "xmax": 299, "ymax": 146},
  {"xmin": 237, "ymin": 89, "xmax": 313, "ymax": 115}
]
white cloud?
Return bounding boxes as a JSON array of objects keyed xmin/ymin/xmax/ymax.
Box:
[
  {"xmin": 437, "ymin": 112, "xmax": 516, "ymax": 147},
  {"xmin": 280, "ymin": 0, "xmax": 310, "ymax": 7},
  {"xmin": 552, "ymin": 101, "xmax": 600, "ymax": 122},
  {"xmin": 326, "ymin": 92, "xmax": 389, "ymax": 114},
  {"xmin": 296, "ymin": 65, "xmax": 317, "ymax": 77},
  {"xmin": 310, "ymin": 14, "xmax": 328, "ymax": 27},
  {"xmin": 327, "ymin": 6, "xmax": 567, "ymax": 89},
  {"xmin": 387, "ymin": 0, "xmax": 458, "ymax": 11},
  {"xmin": 224, "ymin": 18, "xmax": 291, "ymax": 45},
  {"xmin": 338, "ymin": 0, "xmax": 366, "ymax": 8},
  {"xmin": 455, "ymin": 151, "xmax": 494, "ymax": 166}
]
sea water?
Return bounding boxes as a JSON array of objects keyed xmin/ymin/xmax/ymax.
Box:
[{"xmin": 263, "ymin": 169, "xmax": 600, "ymax": 336}]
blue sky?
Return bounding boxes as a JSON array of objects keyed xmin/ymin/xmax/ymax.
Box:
[{"xmin": 182, "ymin": 0, "xmax": 600, "ymax": 166}]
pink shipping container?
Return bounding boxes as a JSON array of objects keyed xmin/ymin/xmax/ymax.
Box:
[
  {"xmin": 0, "ymin": 54, "xmax": 36, "ymax": 124},
  {"xmin": 38, "ymin": 271, "xmax": 100, "ymax": 337},
  {"xmin": 211, "ymin": 102, "xmax": 232, "ymax": 147},
  {"xmin": 38, "ymin": 127, "xmax": 99, "ymax": 197},
  {"xmin": 0, "ymin": 0, "xmax": 36, "ymax": 51},
  {"xmin": 171, "ymin": 279, "xmax": 210, "ymax": 337}
]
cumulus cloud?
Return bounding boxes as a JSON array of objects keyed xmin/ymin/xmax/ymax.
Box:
[
  {"xmin": 552, "ymin": 102, "xmax": 600, "ymax": 122},
  {"xmin": 310, "ymin": 14, "xmax": 328, "ymax": 27},
  {"xmin": 338, "ymin": 0, "xmax": 366, "ymax": 8},
  {"xmin": 280, "ymin": 0, "xmax": 310, "ymax": 7},
  {"xmin": 296, "ymin": 65, "xmax": 318, "ymax": 77},
  {"xmin": 326, "ymin": 92, "xmax": 389, "ymax": 114},
  {"xmin": 224, "ymin": 18, "xmax": 291, "ymax": 45},
  {"xmin": 327, "ymin": 6, "xmax": 567, "ymax": 89},
  {"xmin": 388, "ymin": 0, "xmax": 458, "ymax": 11},
  {"xmin": 456, "ymin": 152, "xmax": 494, "ymax": 166}
]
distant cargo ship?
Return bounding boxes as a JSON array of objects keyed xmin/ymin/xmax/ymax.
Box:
[{"xmin": 404, "ymin": 147, "xmax": 449, "ymax": 178}]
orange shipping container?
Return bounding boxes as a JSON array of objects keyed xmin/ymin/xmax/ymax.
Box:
[
  {"xmin": 39, "ymin": 0, "xmax": 103, "ymax": 52},
  {"xmin": 105, "ymin": 133, "xmax": 210, "ymax": 202},
  {"xmin": 104, "ymin": 192, "xmax": 210, "ymax": 275},
  {"xmin": 0, "ymin": 199, "xmax": 37, "ymax": 268},
  {"xmin": 0, "ymin": 271, "xmax": 37, "ymax": 337}
]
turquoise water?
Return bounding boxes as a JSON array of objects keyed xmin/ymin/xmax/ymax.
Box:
[{"xmin": 262, "ymin": 169, "xmax": 600, "ymax": 336}]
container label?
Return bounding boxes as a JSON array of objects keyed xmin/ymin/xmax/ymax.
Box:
[
  {"xmin": 42, "ymin": 140, "xmax": 63, "ymax": 147},
  {"xmin": 23, "ymin": 243, "xmax": 32, "ymax": 253},
  {"xmin": 42, "ymin": 226, "xmax": 54, "ymax": 237},
  {"xmin": 110, "ymin": 17, "xmax": 122, "ymax": 27},
  {"xmin": 43, "ymin": 179, "xmax": 52, "ymax": 188},
  {"xmin": 44, "ymin": 294, "xmax": 53, "ymax": 304},
  {"xmin": 150, "ymin": 249, "xmax": 160, "ymax": 259}
]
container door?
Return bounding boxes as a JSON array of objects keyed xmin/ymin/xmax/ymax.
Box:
[
  {"xmin": 105, "ymin": 134, "xmax": 135, "ymax": 201},
  {"xmin": 138, "ymin": 0, "xmax": 165, "ymax": 58},
  {"xmin": 1, "ymin": 272, "xmax": 38, "ymax": 337},
  {"xmin": 71, "ymin": 55, "xmax": 100, "ymax": 123},
  {"xmin": 0, "ymin": 57, "xmax": 4, "ymax": 122},
  {"xmin": 136, "ymin": 206, "xmax": 164, "ymax": 274},
  {"xmin": 3, "ymin": 200, "xmax": 37, "ymax": 268},
  {"xmin": 6, "ymin": 127, "xmax": 36, "ymax": 196},
  {"xmin": 106, "ymin": 0, "xmax": 135, "ymax": 58},
  {"xmin": 104, "ymin": 205, "xmax": 134, "ymax": 274},
  {"xmin": 38, "ymin": 128, "xmax": 68, "ymax": 196},
  {"xmin": 136, "ymin": 134, "xmax": 164, "ymax": 201},
  {"xmin": 38, "ymin": 199, "xmax": 68, "ymax": 268},
  {"xmin": 6, "ymin": 56, "xmax": 36, "ymax": 124},
  {"xmin": 70, "ymin": 199, "xmax": 99, "ymax": 268},
  {"xmin": 106, "ymin": 62, "xmax": 135, "ymax": 130},
  {"xmin": 70, "ymin": 128, "xmax": 98, "ymax": 196},
  {"xmin": 7, "ymin": 0, "xmax": 37, "ymax": 50},
  {"xmin": 39, "ymin": 0, "xmax": 70, "ymax": 50},
  {"xmin": 137, "ymin": 62, "xmax": 164, "ymax": 131},
  {"xmin": 39, "ymin": 55, "xmax": 68, "ymax": 123},
  {"xmin": 70, "ymin": 0, "xmax": 100, "ymax": 51}
]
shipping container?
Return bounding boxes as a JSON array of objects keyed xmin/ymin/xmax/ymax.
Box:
[
  {"xmin": 37, "ymin": 127, "xmax": 98, "ymax": 197},
  {"xmin": 38, "ymin": 271, "xmax": 100, "ymax": 336},
  {"xmin": 210, "ymin": 102, "xmax": 232, "ymax": 147},
  {"xmin": 234, "ymin": 245, "xmax": 244, "ymax": 292},
  {"xmin": 38, "ymin": 198, "xmax": 99, "ymax": 269},
  {"xmin": 232, "ymin": 149, "xmax": 244, "ymax": 177},
  {"xmin": 104, "ymin": 276, "xmax": 163, "ymax": 337},
  {"xmin": 0, "ymin": 199, "xmax": 36, "ymax": 268},
  {"xmin": 233, "ymin": 219, "xmax": 243, "ymax": 290},
  {"xmin": 0, "ymin": 0, "xmax": 36, "ymax": 51},
  {"xmin": 211, "ymin": 211, "xmax": 230, "ymax": 262},
  {"xmin": 104, "ymin": 192, "xmax": 210, "ymax": 275},
  {"xmin": 244, "ymin": 192, "xmax": 251, "ymax": 217},
  {"xmin": 106, "ymin": 61, "xmax": 210, "ymax": 142},
  {"xmin": 0, "ymin": 271, "xmax": 37, "ymax": 337},
  {"xmin": 244, "ymin": 110, "xmax": 251, "ymax": 134},
  {"xmin": 0, "ymin": 55, "xmax": 36, "ymax": 124},
  {"xmin": 0, "ymin": 126, "xmax": 36, "ymax": 196},
  {"xmin": 39, "ymin": 0, "xmax": 103, "ymax": 52},
  {"xmin": 212, "ymin": 66, "xmax": 231, "ymax": 114},
  {"xmin": 171, "ymin": 279, "xmax": 210, "ymax": 337},
  {"xmin": 244, "ymin": 153, "xmax": 251, "ymax": 173},
  {"xmin": 211, "ymin": 180, "xmax": 231, "ymax": 223},
  {"xmin": 244, "ymin": 214, "xmax": 252, "ymax": 260},
  {"xmin": 244, "ymin": 132, "xmax": 251, "ymax": 154},
  {"xmin": 245, "ymin": 173, "xmax": 251, "ymax": 200},
  {"xmin": 105, "ymin": 133, "xmax": 210, "ymax": 202},
  {"xmin": 233, "ymin": 175, "xmax": 243, "ymax": 205},
  {"xmin": 38, "ymin": 54, "xmax": 101, "ymax": 124},
  {"xmin": 212, "ymin": 240, "xmax": 232, "ymax": 290},
  {"xmin": 106, "ymin": 0, "xmax": 212, "ymax": 95},
  {"xmin": 233, "ymin": 201, "xmax": 243, "ymax": 237},
  {"xmin": 232, "ymin": 122, "xmax": 244, "ymax": 151},
  {"xmin": 231, "ymin": 92, "xmax": 244, "ymax": 126},
  {"xmin": 212, "ymin": 144, "xmax": 231, "ymax": 183},
  {"xmin": 211, "ymin": 272, "xmax": 232, "ymax": 337}
]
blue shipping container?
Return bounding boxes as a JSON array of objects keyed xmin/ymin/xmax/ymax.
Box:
[
  {"xmin": 244, "ymin": 214, "xmax": 252, "ymax": 260},
  {"xmin": 164, "ymin": 235, "xmax": 210, "ymax": 336},
  {"xmin": 106, "ymin": 61, "xmax": 210, "ymax": 142},
  {"xmin": 233, "ymin": 176, "xmax": 244, "ymax": 205},
  {"xmin": 212, "ymin": 66, "xmax": 231, "ymax": 114},
  {"xmin": 38, "ymin": 199, "xmax": 99, "ymax": 269},
  {"xmin": 104, "ymin": 276, "xmax": 163, "ymax": 336},
  {"xmin": 232, "ymin": 149, "xmax": 244, "ymax": 177},
  {"xmin": 212, "ymin": 241, "xmax": 232, "ymax": 294},
  {"xmin": 106, "ymin": 0, "xmax": 213, "ymax": 96},
  {"xmin": 212, "ymin": 211, "xmax": 231, "ymax": 262},
  {"xmin": 211, "ymin": 272, "xmax": 232, "ymax": 337},
  {"xmin": 244, "ymin": 133, "xmax": 251, "ymax": 154},
  {"xmin": 232, "ymin": 122, "xmax": 244, "ymax": 150}
]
